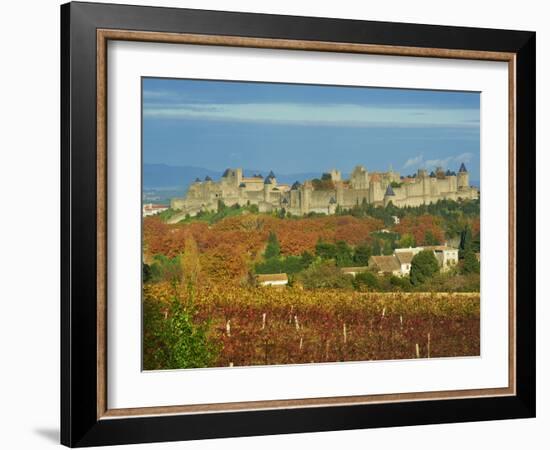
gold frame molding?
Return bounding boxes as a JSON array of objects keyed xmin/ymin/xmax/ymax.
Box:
[{"xmin": 96, "ymin": 29, "xmax": 516, "ymax": 420}]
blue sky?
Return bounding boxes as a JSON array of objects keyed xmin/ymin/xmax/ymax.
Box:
[{"xmin": 142, "ymin": 78, "xmax": 480, "ymax": 181}]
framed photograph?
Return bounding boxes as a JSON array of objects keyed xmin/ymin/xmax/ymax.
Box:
[{"xmin": 61, "ymin": 1, "xmax": 536, "ymax": 447}]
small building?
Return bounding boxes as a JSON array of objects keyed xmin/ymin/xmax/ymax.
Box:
[
  {"xmin": 256, "ymin": 273, "xmax": 288, "ymax": 287},
  {"xmin": 369, "ymin": 255, "xmax": 402, "ymax": 277},
  {"xmin": 394, "ymin": 245, "xmax": 459, "ymax": 272},
  {"xmin": 341, "ymin": 266, "xmax": 369, "ymax": 277},
  {"xmin": 424, "ymin": 246, "xmax": 459, "ymax": 271},
  {"xmin": 395, "ymin": 251, "xmax": 414, "ymax": 275},
  {"xmin": 142, "ymin": 203, "xmax": 169, "ymax": 217}
]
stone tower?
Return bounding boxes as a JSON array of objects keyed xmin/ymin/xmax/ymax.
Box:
[
  {"xmin": 330, "ymin": 169, "xmax": 342, "ymax": 182},
  {"xmin": 457, "ymin": 163, "xmax": 469, "ymax": 189},
  {"xmin": 383, "ymin": 183, "xmax": 396, "ymax": 207},
  {"xmin": 350, "ymin": 165, "xmax": 369, "ymax": 189},
  {"xmin": 263, "ymin": 176, "xmax": 272, "ymax": 202},
  {"xmin": 290, "ymin": 181, "xmax": 301, "ymax": 209}
]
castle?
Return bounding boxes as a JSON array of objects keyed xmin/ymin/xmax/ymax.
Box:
[{"xmin": 170, "ymin": 163, "xmax": 478, "ymax": 216}]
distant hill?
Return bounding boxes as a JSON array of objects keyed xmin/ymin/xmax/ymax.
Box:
[
  {"xmin": 143, "ymin": 164, "xmax": 221, "ymax": 189},
  {"xmin": 143, "ymin": 164, "xmax": 324, "ymax": 189}
]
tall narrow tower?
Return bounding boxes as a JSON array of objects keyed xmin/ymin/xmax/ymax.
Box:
[
  {"xmin": 457, "ymin": 163, "xmax": 469, "ymax": 189},
  {"xmin": 263, "ymin": 176, "xmax": 272, "ymax": 202}
]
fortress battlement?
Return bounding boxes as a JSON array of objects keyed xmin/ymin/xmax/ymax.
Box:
[{"xmin": 170, "ymin": 164, "xmax": 478, "ymax": 216}]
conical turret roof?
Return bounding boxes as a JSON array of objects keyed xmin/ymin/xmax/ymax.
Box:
[
  {"xmin": 385, "ymin": 184, "xmax": 396, "ymax": 196},
  {"xmin": 459, "ymin": 163, "xmax": 468, "ymax": 173}
]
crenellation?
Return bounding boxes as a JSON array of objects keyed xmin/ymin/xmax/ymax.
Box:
[{"xmin": 170, "ymin": 163, "xmax": 479, "ymax": 216}]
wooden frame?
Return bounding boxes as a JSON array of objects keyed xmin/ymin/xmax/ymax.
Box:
[{"xmin": 61, "ymin": 1, "xmax": 535, "ymax": 447}]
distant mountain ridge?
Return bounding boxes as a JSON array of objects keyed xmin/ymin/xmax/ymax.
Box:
[{"xmin": 143, "ymin": 163, "xmax": 324, "ymax": 189}]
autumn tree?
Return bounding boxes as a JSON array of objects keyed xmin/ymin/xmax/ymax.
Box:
[{"xmin": 181, "ymin": 232, "xmax": 201, "ymax": 300}]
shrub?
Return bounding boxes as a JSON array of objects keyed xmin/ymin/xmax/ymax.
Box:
[
  {"xmin": 149, "ymin": 254, "xmax": 182, "ymax": 283},
  {"xmin": 353, "ymin": 271, "xmax": 379, "ymax": 290},
  {"xmin": 298, "ymin": 260, "xmax": 354, "ymax": 290},
  {"xmin": 143, "ymin": 296, "xmax": 220, "ymax": 370}
]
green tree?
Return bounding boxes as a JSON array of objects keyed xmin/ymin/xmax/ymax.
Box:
[
  {"xmin": 143, "ymin": 262, "xmax": 152, "ymax": 283},
  {"xmin": 315, "ymin": 240, "xmax": 337, "ymax": 259},
  {"xmin": 255, "ymin": 258, "xmax": 283, "ymax": 274},
  {"xmin": 149, "ymin": 254, "xmax": 182, "ymax": 284},
  {"xmin": 264, "ymin": 231, "xmax": 281, "ymax": 259},
  {"xmin": 353, "ymin": 271, "xmax": 379, "ymax": 290},
  {"xmin": 371, "ymin": 239, "xmax": 382, "ymax": 256},
  {"xmin": 353, "ymin": 243, "xmax": 372, "ymax": 266},
  {"xmin": 298, "ymin": 260, "xmax": 353, "ymax": 289},
  {"xmin": 410, "ymin": 250, "xmax": 440, "ymax": 285},
  {"xmin": 397, "ymin": 233, "xmax": 415, "ymax": 249},
  {"xmin": 472, "ymin": 231, "xmax": 481, "ymax": 253},
  {"xmin": 462, "ymin": 249, "xmax": 480, "ymax": 274},
  {"xmin": 382, "ymin": 240, "xmax": 393, "ymax": 255},
  {"xmin": 459, "ymin": 224, "xmax": 473, "ymax": 259},
  {"xmin": 300, "ymin": 251, "xmax": 314, "ymax": 268},
  {"xmin": 143, "ymin": 296, "xmax": 219, "ymax": 370},
  {"xmin": 335, "ymin": 240, "xmax": 353, "ymax": 267}
]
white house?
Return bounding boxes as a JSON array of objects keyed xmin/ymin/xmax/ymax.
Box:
[
  {"xmin": 142, "ymin": 203, "xmax": 169, "ymax": 217},
  {"xmin": 256, "ymin": 273, "xmax": 288, "ymax": 287},
  {"xmin": 394, "ymin": 251, "xmax": 414, "ymax": 275},
  {"xmin": 394, "ymin": 245, "xmax": 459, "ymax": 272}
]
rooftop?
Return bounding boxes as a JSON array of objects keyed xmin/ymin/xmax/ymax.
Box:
[
  {"xmin": 395, "ymin": 252, "xmax": 414, "ymax": 265},
  {"xmin": 256, "ymin": 273, "xmax": 288, "ymax": 283},
  {"xmin": 369, "ymin": 255, "xmax": 400, "ymax": 273}
]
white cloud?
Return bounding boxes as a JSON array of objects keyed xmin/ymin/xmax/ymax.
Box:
[
  {"xmin": 403, "ymin": 155, "xmax": 424, "ymax": 169},
  {"xmin": 402, "ymin": 153, "xmax": 475, "ymax": 172},
  {"xmin": 143, "ymin": 102, "xmax": 479, "ymax": 128}
]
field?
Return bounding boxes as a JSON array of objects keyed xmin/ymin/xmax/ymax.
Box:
[
  {"xmin": 142, "ymin": 203, "xmax": 480, "ymax": 370},
  {"xmin": 143, "ymin": 283, "xmax": 480, "ymax": 369}
]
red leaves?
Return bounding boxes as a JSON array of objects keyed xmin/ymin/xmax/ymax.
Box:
[
  {"xmin": 144, "ymin": 284, "xmax": 480, "ymax": 367},
  {"xmin": 394, "ymin": 215, "xmax": 445, "ymax": 245}
]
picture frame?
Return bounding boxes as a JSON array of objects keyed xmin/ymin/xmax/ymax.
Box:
[{"xmin": 60, "ymin": 1, "xmax": 536, "ymax": 447}]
